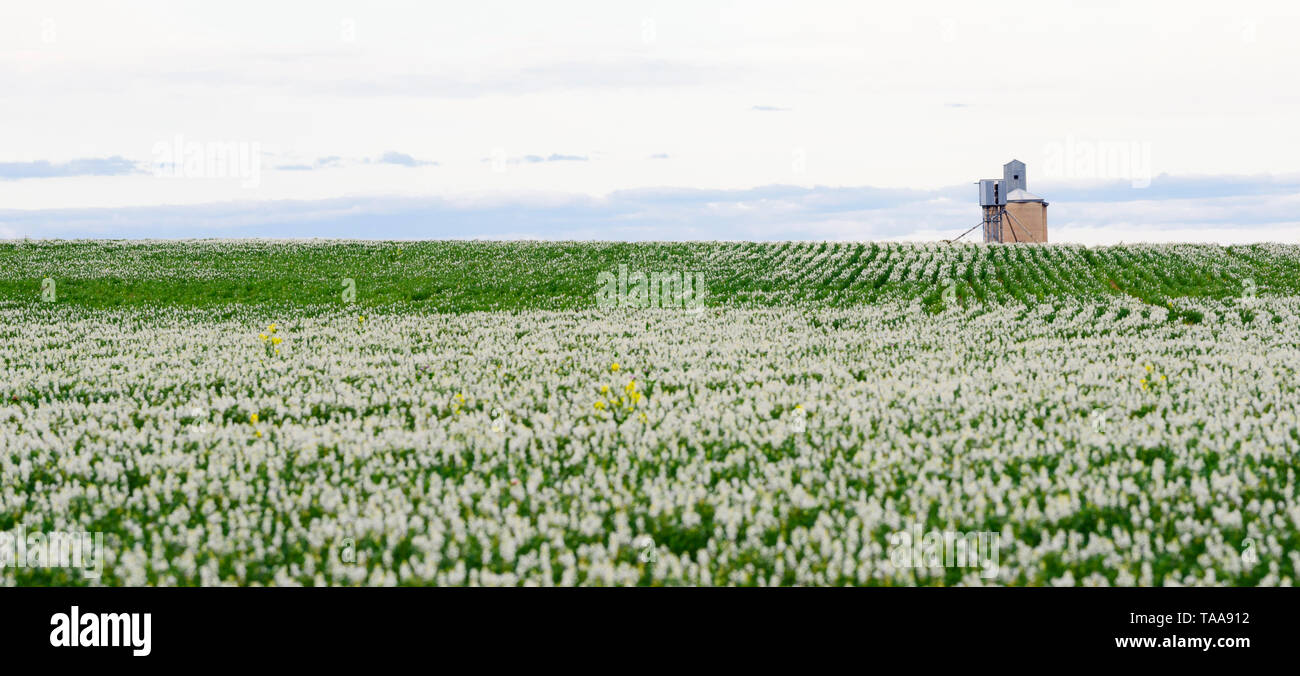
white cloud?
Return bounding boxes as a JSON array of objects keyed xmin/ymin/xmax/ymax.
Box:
[
  {"xmin": 2, "ymin": 1, "xmax": 1298, "ymax": 240},
  {"xmin": 5, "ymin": 175, "xmax": 1297, "ymax": 243}
]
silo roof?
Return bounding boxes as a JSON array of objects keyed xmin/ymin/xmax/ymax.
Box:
[{"xmin": 1006, "ymin": 188, "xmax": 1044, "ymax": 202}]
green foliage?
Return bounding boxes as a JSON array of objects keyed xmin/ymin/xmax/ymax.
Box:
[{"xmin": 3, "ymin": 241, "xmax": 1296, "ymax": 311}]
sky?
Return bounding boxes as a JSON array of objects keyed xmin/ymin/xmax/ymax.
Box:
[{"xmin": 2, "ymin": 0, "xmax": 1299, "ymax": 243}]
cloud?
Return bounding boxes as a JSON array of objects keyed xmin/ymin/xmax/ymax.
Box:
[
  {"xmin": 275, "ymin": 153, "xmax": 433, "ymax": 171},
  {"xmin": 4, "ymin": 173, "xmax": 1299, "ymax": 243},
  {"xmin": 526, "ymin": 154, "xmax": 587, "ymax": 163},
  {"xmin": 482, "ymin": 153, "xmax": 590, "ymax": 165},
  {"xmin": 0, "ymin": 156, "xmax": 140, "ymax": 180},
  {"xmin": 375, "ymin": 151, "xmax": 437, "ymax": 167},
  {"xmin": 1038, "ymin": 173, "xmax": 1300, "ymax": 203}
]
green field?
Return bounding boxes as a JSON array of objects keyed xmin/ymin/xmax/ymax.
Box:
[
  {"xmin": 3, "ymin": 240, "xmax": 1298, "ymax": 586},
  {"xmin": 4, "ymin": 240, "xmax": 1299, "ymax": 312}
]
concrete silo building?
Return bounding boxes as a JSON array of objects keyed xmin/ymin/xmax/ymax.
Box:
[{"xmin": 978, "ymin": 159, "xmax": 1048, "ymax": 243}]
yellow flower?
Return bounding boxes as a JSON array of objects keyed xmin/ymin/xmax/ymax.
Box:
[
  {"xmin": 255, "ymin": 429, "xmax": 262, "ymax": 438},
  {"xmin": 600, "ymin": 385, "xmax": 610, "ymax": 395},
  {"xmin": 271, "ymin": 336, "xmax": 282, "ymax": 345},
  {"xmin": 269, "ymin": 323, "xmax": 277, "ymax": 333},
  {"xmin": 610, "ymin": 362, "xmax": 620, "ymax": 372},
  {"xmin": 250, "ymin": 413, "xmax": 259, "ymax": 424},
  {"xmin": 594, "ymin": 401, "xmax": 606, "ymax": 410},
  {"xmin": 358, "ymin": 315, "xmax": 365, "ymax": 323},
  {"xmin": 1144, "ymin": 364, "xmax": 1152, "ymax": 372},
  {"xmin": 1160, "ymin": 375, "xmax": 1166, "ymax": 381}
]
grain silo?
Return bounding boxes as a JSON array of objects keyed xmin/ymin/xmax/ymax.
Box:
[{"xmin": 978, "ymin": 160, "xmax": 1048, "ymax": 243}]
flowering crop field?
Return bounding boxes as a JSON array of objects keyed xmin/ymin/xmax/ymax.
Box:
[{"xmin": 3, "ymin": 240, "xmax": 1299, "ymax": 586}]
